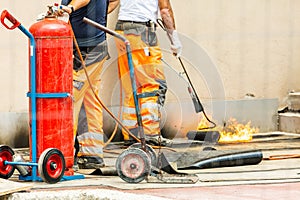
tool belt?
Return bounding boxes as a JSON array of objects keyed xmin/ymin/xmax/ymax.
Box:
[
  {"xmin": 115, "ymin": 20, "xmax": 158, "ymax": 46},
  {"xmin": 115, "ymin": 20, "xmax": 156, "ymax": 31}
]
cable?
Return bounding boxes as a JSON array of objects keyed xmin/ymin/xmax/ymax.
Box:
[
  {"xmin": 156, "ymin": 19, "xmax": 216, "ymax": 130},
  {"xmin": 263, "ymin": 154, "xmax": 300, "ymax": 160},
  {"xmin": 178, "ymin": 57, "xmax": 216, "ymax": 130},
  {"xmin": 160, "ymin": 57, "xmax": 216, "ymax": 130}
]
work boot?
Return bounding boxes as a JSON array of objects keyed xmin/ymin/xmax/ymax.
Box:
[
  {"xmin": 145, "ymin": 135, "xmax": 172, "ymax": 147},
  {"xmin": 77, "ymin": 156, "xmax": 105, "ymax": 169},
  {"xmin": 123, "ymin": 127, "xmax": 139, "ymax": 146},
  {"xmin": 73, "ymin": 157, "xmax": 79, "ymax": 172}
]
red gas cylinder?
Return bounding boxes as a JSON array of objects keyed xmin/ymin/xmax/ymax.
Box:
[{"xmin": 29, "ymin": 15, "xmax": 74, "ymax": 174}]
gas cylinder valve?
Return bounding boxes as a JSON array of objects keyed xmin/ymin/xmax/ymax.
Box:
[{"xmin": 46, "ymin": 6, "xmax": 57, "ymax": 18}]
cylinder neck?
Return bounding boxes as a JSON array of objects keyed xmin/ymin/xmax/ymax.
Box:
[{"xmin": 45, "ymin": 6, "xmax": 57, "ymax": 19}]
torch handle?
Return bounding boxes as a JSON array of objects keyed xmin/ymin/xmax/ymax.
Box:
[{"xmin": 1, "ymin": 10, "xmax": 21, "ymax": 30}]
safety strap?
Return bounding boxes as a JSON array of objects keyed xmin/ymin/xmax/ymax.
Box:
[{"xmin": 137, "ymin": 90, "xmax": 159, "ymax": 99}]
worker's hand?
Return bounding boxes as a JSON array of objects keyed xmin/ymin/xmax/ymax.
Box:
[
  {"xmin": 61, "ymin": 5, "xmax": 74, "ymax": 15},
  {"xmin": 170, "ymin": 30, "xmax": 182, "ymax": 58},
  {"xmin": 54, "ymin": 5, "xmax": 70, "ymax": 22}
]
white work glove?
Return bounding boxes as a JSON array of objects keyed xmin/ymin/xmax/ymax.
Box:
[
  {"xmin": 57, "ymin": 12, "xmax": 69, "ymax": 23},
  {"xmin": 170, "ymin": 30, "xmax": 182, "ymax": 57},
  {"xmin": 36, "ymin": 13, "xmax": 46, "ymax": 21},
  {"xmin": 56, "ymin": 5, "xmax": 70, "ymax": 22}
]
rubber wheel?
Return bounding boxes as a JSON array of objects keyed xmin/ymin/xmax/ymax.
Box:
[
  {"xmin": 129, "ymin": 143, "xmax": 157, "ymax": 166},
  {"xmin": 0, "ymin": 145, "xmax": 15, "ymax": 179},
  {"xmin": 38, "ymin": 148, "xmax": 65, "ymax": 184},
  {"xmin": 116, "ymin": 148, "xmax": 151, "ymax": 183}
]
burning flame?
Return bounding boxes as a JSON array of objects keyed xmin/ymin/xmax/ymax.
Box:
[
  {"xmin": 219, "ymin": 118, "xmax": 258, "ymax": 143},
  {"xmin": 197, "ymin": 117, "xmax": 259, "ymax": 143}
]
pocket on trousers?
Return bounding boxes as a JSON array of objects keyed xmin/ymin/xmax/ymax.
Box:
[{"xmin": 141, "ymin": 27, "xmax": 158, "ymax": 46}]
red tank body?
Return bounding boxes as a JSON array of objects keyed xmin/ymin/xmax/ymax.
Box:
[{"xmin": 29, "ymin": 17, "xmax": 74, "ymax": 173}]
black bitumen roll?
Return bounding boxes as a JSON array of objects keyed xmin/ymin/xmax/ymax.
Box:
[{"xmin": 179, "ymin": 150, "xmax": 263, "ymax": 170}]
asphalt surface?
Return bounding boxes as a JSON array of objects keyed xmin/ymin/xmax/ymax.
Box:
[{"xmin": 2, "ymin": 133, "xmax": 300, "ymax": 200}]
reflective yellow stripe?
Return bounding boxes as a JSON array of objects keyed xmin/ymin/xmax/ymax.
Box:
[
  {"xmin": 141, "ymin": 102, "xmax": 158, "ymax": 110},
  {"xmin": 77, "ymin": 132, "xmax": 104, "ymax": 141},
  {"xmin": 122, "ymin": 103, "xmax": 160, "ymax": 127},
  {"xmin": 79, "ymin": 146, "xmax": 103, "ymax": 157},
  {"xmin": 142, "ymin": 114, "xmax": 159, "ymax": 122},
  {"xmin": 122, "ymin": 119, "xmax": 137, "ymax": 127},
  {"xmin": 123, "ymin": 106, "xmax": 136, "ymax": 114},
  {"xmin": 77, "ymin": 132, "xmax": 104, "ymax": 157}
]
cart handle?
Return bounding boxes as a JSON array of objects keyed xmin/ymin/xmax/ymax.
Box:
[
  {"xmin": 83, "ymin": 17, "xmax": 128, "ymax": 43},
  {"xmin": 1, "ymin": 10, "xmax": 21, "ymax": 30}
]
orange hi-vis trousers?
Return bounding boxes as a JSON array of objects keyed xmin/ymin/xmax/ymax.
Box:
[
  {"xmin": 73, "ymin": 54, "xmax": 107, "ymax": 159},
  {"xmin": 115, "ymin": 21, "xmax": 167, "ymax": 140}
]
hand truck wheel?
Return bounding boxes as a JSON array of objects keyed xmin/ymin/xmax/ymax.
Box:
[
  {"xmin": 38, "ymin": 148, "xmax": 65, "ymax": 184},
  {"xmin": 0, "ymin": 145, "xmax": 15, "ymax": 179},
  {"xmin": 128, "ymin": 143, "xmax": 157, "ymax": 167},
  {"xmin": 116, "ymin": 148, "xmax": 151, "ymax": 183}
]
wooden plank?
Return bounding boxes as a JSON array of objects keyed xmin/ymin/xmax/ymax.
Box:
[{"xmin": 0, "ymin": 179, "xmax": 32, "ymax": 196}]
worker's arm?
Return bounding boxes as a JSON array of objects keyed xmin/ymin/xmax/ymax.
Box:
[
  {"xmin": 158, "ymin": 0, "xmax": 182, "ymax": 57},
  {"xmin": 108, "ymin": 0, "xmax": 120, "ymax": 14},
  {"xmin": 158, "ymin": 0, "xmax": 176, "ymax": 30},
  {"xmin": 61, "ymin": 0, "xmax": 91, "ymax": 14}
]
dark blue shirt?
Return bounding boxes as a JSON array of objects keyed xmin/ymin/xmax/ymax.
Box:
[{"xmin": 61, "ymin": 0, "xmax": 108, "ymax": 47}]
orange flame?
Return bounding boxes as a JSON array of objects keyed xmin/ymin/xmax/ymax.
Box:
[
  {"xmin": 197, "ymin": 117, "xmax": 259, "ymax": 143},
  {"xmin": 219, "ymin": 118, "xmax": 258, "ymax": 143}
]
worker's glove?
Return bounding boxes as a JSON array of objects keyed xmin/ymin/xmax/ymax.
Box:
[
  {"xmin": 57, "ymin": 12, "xmax": 69, "ymax": 22},
  {"xmin": 36, "ymin": 13, "xmax": 46, "ymax": 21},
  {"xmin": 170, "ymin": 30, "xmax": 182, "ymax": 58},
  {"xmin": 55, "ymin": 5, "xmax": 70, "ymax": 22}
]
